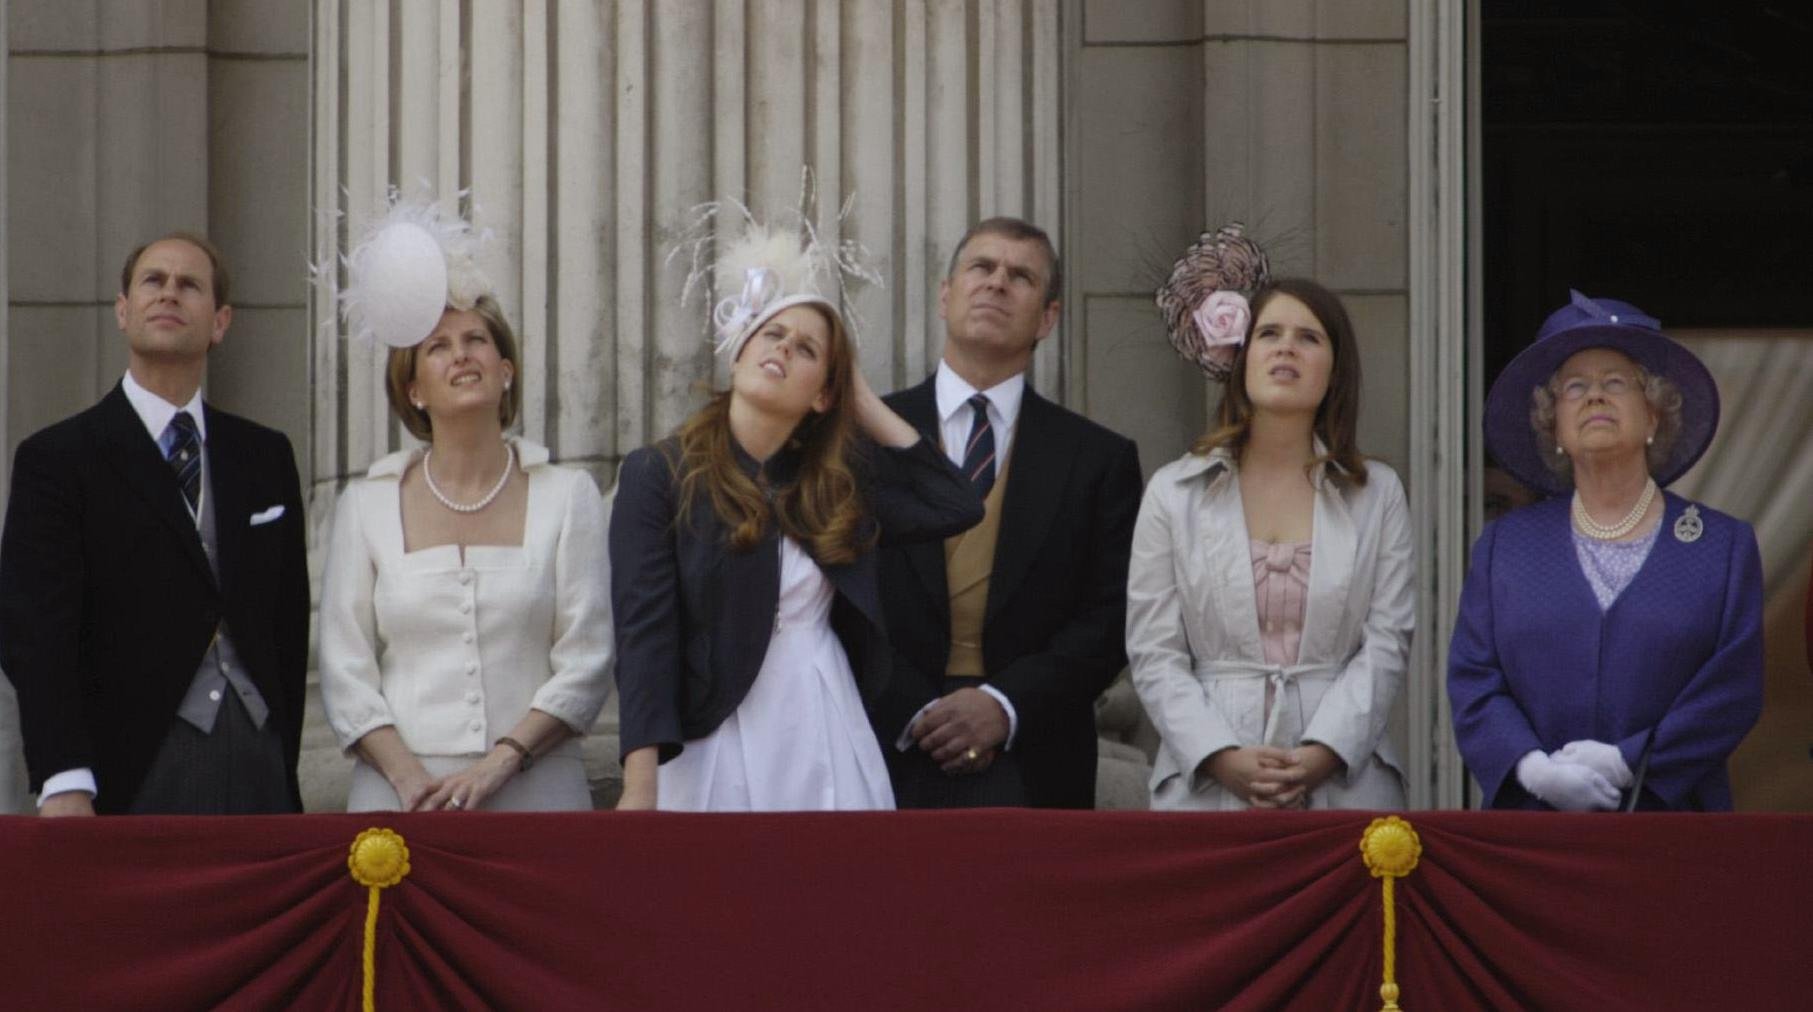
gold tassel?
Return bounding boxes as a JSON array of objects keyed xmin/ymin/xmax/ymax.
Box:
[
  {"xmin": 1360, "ymin": 816, "xmax": 1422, "ymax": 1011},
  {"xmin": 348, "ymin": 828, "xmax": 412, "ymax": 1012}
]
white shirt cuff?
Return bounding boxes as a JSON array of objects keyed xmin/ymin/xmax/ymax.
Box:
[
  {"xmin": 978, "ymin": 684, "xmax": 1019, "ymax": 750},
  {"xmin": 893, "ymin": 686, "xmax": 1021, "ymax": 752},
  {"xmin": 895, "ymin": 701, "xmax": 937, "ymax": 751},
  {"xmin": 40, "ymin": 768, "xmax": 98, "ymax": 806}
]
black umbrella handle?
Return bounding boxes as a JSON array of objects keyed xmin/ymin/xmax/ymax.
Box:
[{"xmin": 1622, "ymin": 732, "xmax": 1654, "ymax": 812}]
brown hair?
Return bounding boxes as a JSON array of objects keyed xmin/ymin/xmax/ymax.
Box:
[
  {"xmin": 384, "ymin": 295, "xmax": 524, "ymax": 440},
  {"xmin": 1192, "ymin": 277, "xmax": 1369, "ymax": 485},
  {"xmin": 946, "ymin": 216, "xmax": 1062, "ymax": 304},
  {"xmin": 120, "ymin": 231, "xmax": 231, "ymax": 307},
  {"xmin": 673, "ymin": 303, "xmax": 870, "ymax": 566}
]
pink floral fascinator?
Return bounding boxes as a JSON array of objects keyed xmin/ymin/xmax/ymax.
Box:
[{"xmin": 1155, "ymin": 223, "xmax": 1272, "ymax": 381}]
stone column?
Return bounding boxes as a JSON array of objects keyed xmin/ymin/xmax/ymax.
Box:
[
  {"xmin": 309, "ymin": 0, "xmax": 1066, "ymax": 808},
  {"xmin": 1072, "ymin": 0, "xmax": 1443, "ymax": 802},
  {"xmin": 1405, "ymin": 0, "xmax": 1474, "ymax": 809},
  {"xmin": 0, "ymin": 0, "xmax": 18, "ymax": 815},
  {"xmin": 2, "ymin": 1, "xmax": 214, "ymax": 815},
  {"xmin": 1, "ymin": 1, "xmax": 309, "ymax": 813}
]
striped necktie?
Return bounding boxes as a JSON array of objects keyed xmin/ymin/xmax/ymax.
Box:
[
  {"xmin": 163, "ymin": 410, "xmax": 202, "ymax": 514},
  {"xmin": 962, "ymin": 393, "xmax": 996, "ymax": 498}
]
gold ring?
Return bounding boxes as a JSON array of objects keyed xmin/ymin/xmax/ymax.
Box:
[{"xmin": 965, "ymin": 748, "xmax": 980, "ymax": 763}]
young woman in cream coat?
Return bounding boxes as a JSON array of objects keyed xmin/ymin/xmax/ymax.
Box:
[{"xmin": 1129, "ymin": 276, "xmax": 1411, "ymax": 810}]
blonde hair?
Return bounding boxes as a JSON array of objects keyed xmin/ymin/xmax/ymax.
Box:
[{"xmin": 384, "ymin": 295, "xmax": 524, "ymax": 440}]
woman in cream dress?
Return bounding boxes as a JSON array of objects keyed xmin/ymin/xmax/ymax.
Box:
[{"xmin": 319, "ymin": 211, "xmax": 611, "ymax": 812}]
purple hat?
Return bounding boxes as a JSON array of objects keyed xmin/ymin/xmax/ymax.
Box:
[{"xmin": 1485, "ymin": 290, "xmax": 1719, "ymax": 496}]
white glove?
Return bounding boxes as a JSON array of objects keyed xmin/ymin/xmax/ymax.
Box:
[
  {"xmin": 1515, "ymin": 750, "xmax": 1620, "ymax": 812},
  {"xmin": 1552, "ymin": 739, "xmax": 1633, "ymax": 790}
]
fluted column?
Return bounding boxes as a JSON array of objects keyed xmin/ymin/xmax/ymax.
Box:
[
  {"xmin": 311, "ymin": 0, "xmax": 1067, "ymax": 494},
  {"xmin": 308, "ymin": 0, "xmax": 1065, "ymax": 807}
]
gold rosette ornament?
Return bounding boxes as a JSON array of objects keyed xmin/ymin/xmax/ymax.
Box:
[
  {"xmin": 1360, "ymin": 816, "xmax": 1422, "ymax": 1011},
  {"xmin": 349, "ymin": 828, "xmax": 412, "ymax": 1012}
]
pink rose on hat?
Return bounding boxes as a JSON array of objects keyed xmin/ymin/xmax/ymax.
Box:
[
  {"xmin": 1155, "ymin": 222, "xmax": 1270, "ymax": 381},
  {"xmin": 1193, "ymin": 290, "xmax": 1251, "ymax": 347}
]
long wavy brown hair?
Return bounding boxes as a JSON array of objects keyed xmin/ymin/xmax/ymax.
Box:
[
  {"xmin": 673, "ymin": 303, "xmax": 870, "ymax": 565},
  {"xmin": 1192, "ymin": 277, "xmax": 1369, "ymax": 485}
]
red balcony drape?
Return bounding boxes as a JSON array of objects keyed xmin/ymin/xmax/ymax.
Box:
[{"xmin": 1, "ymin": 810, "xmax": 1807, "ymax": 1010}]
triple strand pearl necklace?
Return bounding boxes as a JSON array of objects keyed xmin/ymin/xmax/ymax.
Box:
[
  {"xmin": 1572, "ymin": 477, "xmax": 1657, "ymax": 541},
  {"xmin": 423, "ymin": 442, "xmax": 516, "ymax": 513}
]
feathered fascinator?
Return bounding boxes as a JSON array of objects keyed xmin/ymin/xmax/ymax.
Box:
[
  {"xmin": 336, "ymin": 194, "xmax": 497, "ymax": 348},
  {"xmin": 673, "ymin": 183, "xmax": 881, "ymax": 362},
  {"xmin": 1155, "ymin": 222, "xmax": 1272, "ymax": 381}
]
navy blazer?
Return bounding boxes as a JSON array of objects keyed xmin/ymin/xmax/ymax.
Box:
[
  {"xmin": 610, "ymin": 436, "xmax": 983, "ymax": 761},
  {"xmin": 0, "ymin": 383, "xmax": 310, "ymax": 812}
]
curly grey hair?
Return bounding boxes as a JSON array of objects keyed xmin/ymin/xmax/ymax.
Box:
[{"xmin": 1530, "ymin": 364, "xmax": 1684, "ymax": 484}]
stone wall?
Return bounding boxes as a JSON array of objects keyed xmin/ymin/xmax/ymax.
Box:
[
  {"xmin": 3, "ymin": 1, "xmax": 1427, "ymax": 814},
  {"xmin": 1, "ymin": 0, "xmax": 309, "ymax": 813}
]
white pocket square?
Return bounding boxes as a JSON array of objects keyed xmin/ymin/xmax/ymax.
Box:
[{"xmin": 249, "ymin": 505, "xmax": 286, "ymax": 526}]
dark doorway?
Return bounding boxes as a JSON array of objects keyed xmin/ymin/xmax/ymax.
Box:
[{"xmin": 1481, "ymin": 0, "xmax": 1813, "ymax": 385}]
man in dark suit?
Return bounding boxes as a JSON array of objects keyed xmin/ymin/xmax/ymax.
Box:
[
  {"xmin": 877, "ymin": 217, "xmax": 1142, "ymax": 808},
  {"xmin": 0, "ymin": 233, "xmax": 309, "ymax": 816}
]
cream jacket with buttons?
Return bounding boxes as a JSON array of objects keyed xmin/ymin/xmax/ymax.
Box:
[
  {"xmin": 1127, "ymin": 446, "xmax": 1412, "ymax": 810},
  {"xmin": 319, "ymin": 438, "xmax": 613, "ymax": 759}
]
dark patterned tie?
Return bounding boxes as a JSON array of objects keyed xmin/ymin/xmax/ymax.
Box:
[
  {"xmin": 961, "ymin": 393, "xmax": 996, "ymax": 498},
  {"xmin": 164, "ymin": 411, "xmax": 201, "ymax": 513}
]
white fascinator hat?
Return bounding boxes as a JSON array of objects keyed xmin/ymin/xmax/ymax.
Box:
[
  {"xmin": 338, "ymin": 196, "xmax": 497, "ymax": 349},
  {"xmin": 674, "ymin": 183, "xmax": 881, "ymax": 363}
]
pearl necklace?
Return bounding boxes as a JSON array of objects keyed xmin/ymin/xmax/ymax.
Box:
[
  {"xmin": 423, "ymin": 443, "xmax": 516, "ymax": 514},
  {"xmin": 1572, "ymin": 478, "xmax": 1656, "ymax": 541}
]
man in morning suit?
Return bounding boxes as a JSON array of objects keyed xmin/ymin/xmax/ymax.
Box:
[
  {"xmin": 877, "ymin": 217, "xmax": 1143, "ymax": 808},
  {"xmin": 0, "ymin": 233, "xmax": 309, "ymax": 815}
]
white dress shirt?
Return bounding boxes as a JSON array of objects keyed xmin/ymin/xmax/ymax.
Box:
[
  {"xmin": 39, "ymin": 372, "xmax": 207, "ymax": 807},
  {"xmin": 934, "ymin": 359, "xmax": 1025, "ymax": 479}
]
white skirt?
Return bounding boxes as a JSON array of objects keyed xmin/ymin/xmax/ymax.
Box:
[{"xmin": 659, "ymin": 539, "xmax": 894, "ymax": 812}]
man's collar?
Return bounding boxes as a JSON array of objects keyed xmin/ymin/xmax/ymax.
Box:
[
  {"xmin": 121, "ymin": 370, "xmax": 206, "ymax": 443},
  {"xmin": 934, "ymin": 359, "xmax": 1026, "ymax": 425}
]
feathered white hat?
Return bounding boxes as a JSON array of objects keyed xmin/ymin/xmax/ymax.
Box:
[
  {"xmin": 674, "ymin": 185, "xmax": 881, "ymax": 362},
  {"xmin": 338, "ymin": 196, "xmax": 497, "ymax": 349}
]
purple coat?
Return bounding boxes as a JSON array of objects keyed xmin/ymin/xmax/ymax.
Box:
[{"xmin": 1448, "ymin": 492, "xmax": 1763, "ymax": 810}]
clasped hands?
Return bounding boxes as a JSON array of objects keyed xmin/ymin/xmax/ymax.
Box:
[
  {"xmin": 391, "ymin": 746, "xmax": 521, "ymax": 812},
  {"xmin": 1515, "ymin": 740, "xmax": 1633, "ymax": 812},
  {"xmin": 1201, "ymin": 744, "xmax": 1343, "ymax": 809},
  {"xmin": 910, "ymin": 687, "xmax": 1009, "ymax": 775}
]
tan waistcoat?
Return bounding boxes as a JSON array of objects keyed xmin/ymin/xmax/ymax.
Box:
[{"xmin": 944, "ymin": 457, "xmax": 1010, "ymax": 678}]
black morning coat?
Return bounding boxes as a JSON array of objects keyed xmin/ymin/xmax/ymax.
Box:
[
  {"xmin": 0, "ymin": 383, "xmax": 310, "ymax": 812},
  {"xmin": 876, "ymin": 377, "xmax": 1144, "ymax": 809},
  {"xmin": 609, "ymin": 435, "xmax": 984, "ymax": 762}
]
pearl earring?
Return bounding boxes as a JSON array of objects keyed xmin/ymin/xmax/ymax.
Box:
[
  {"xmin": 504, "ymin": 379, "xmax": 512, "ymax": 391},
  {"xmin": 1555, "ymin": 445, "xmax": 1565, "ymax": 456},
  {"xmin": 412, "ymin": 401, "xmax": 425, "ymax": 411},
  {"xmin": 1645, "ymin": 435, "xmax": 1654, "ymax": 446}
]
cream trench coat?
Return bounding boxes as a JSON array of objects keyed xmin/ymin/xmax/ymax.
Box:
[{"xmin": 1126, "ymin": 447, "xmax": 1412, "ymax": 810}]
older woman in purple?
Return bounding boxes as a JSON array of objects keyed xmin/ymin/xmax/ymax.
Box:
[{"xmin": 1448, "ymin": 291, "xmax": 1762, "ymax": 811}]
